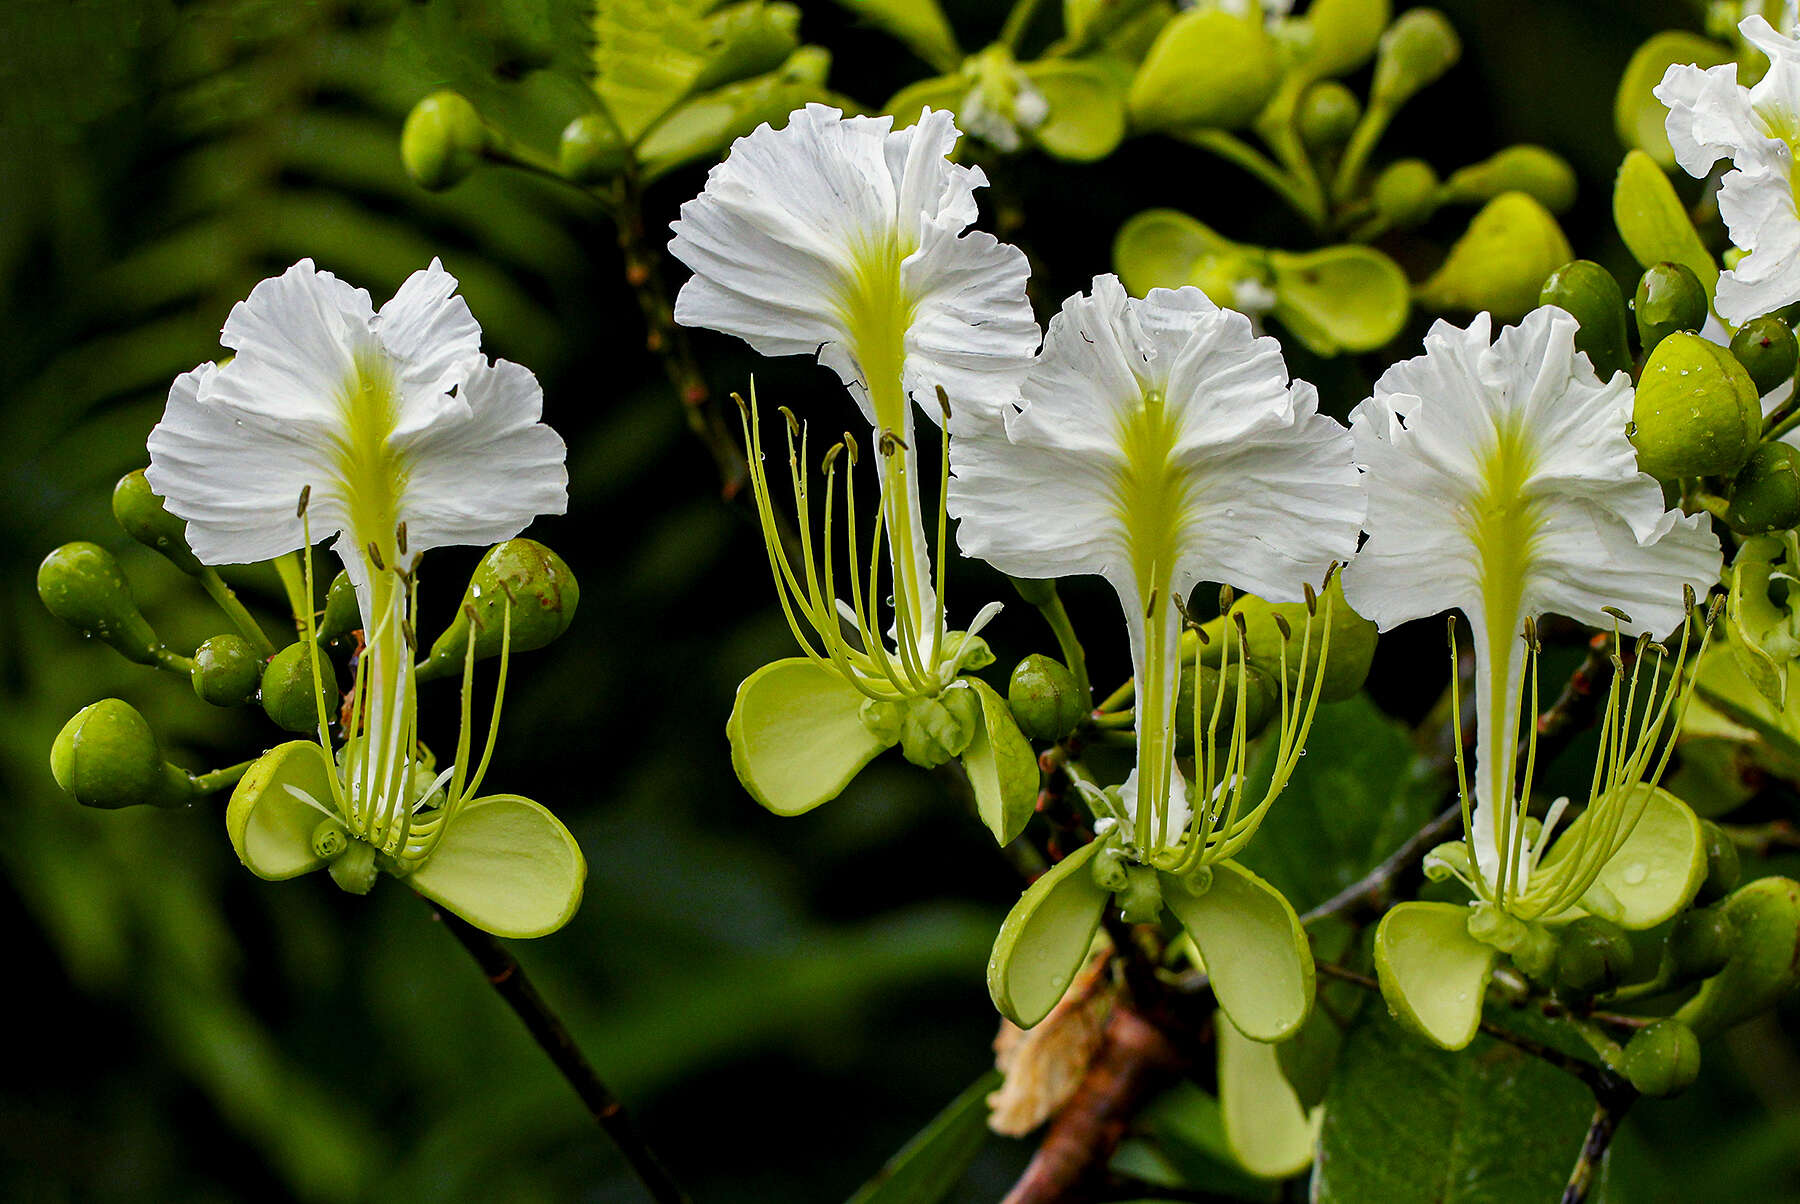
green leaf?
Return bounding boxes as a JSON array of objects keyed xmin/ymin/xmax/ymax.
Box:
[
  {"xmin": 1267, "ymin": 244, "xmax": 1409, "ymax": 355},
  {"xmin": 726, "ymin": 657, "xmax": 894, "ymax": 816},
  {"xmin": 226, "ymin": 741, "xmax": 335, "ymax": 881},
  {"xmin": 1161, "ymin": 860, "xmax": 1313, "ymax": 1042},
  {"xmin": 1614, "ymin": 149, "xmax": 1718, "ymax": 294},
  {"xmin": 988, "ymin": 839, "xmax": 1110, "ymax": 1027},
  {"xmin": 1026, "ymin": 60, "xmax": 1128, "ymax": 161},
  {"xmin": 845, "ymin": 1070, "xmax": 1001, "ymax": 1204},
  {"xmin": 1314, "ymin": 1011, "xmax": 1594, "ymax": 1204},
  {"xmin": 637, "ymin": 48, "xmax": 836, "ymax": 180},
  {"xmin": 960, "ymin": 678, "xmax": 1039, "ymax": 847},
  {"xmin": 829, "ymin": 0, "xmax": 959, "ymax": 71},
  {"xmin": 1115, "ymin": 1080, "xmax": 1282, "ymax": 1201},
  {"xmin": 1540, "ymin": 786, "xmax": 1705, "ymax": 930},
  {"xmin": 1615, "ymin": 33, "xmax": 1734, "ymax": 169},
  {"xmin": 408, "ymin": 794, "xmax": 587, "ymax": 939},
  {"xmin": 589, "ymin": 0, "xmax": 714, "ymax": 142},
  {"xmin": 1372, "ymin": 901, "xmax": 1494, "ymax": 1051},
  {"xmin": 1217, "ymin": 1014, "xmax": 1317, "ymax": 1178}
]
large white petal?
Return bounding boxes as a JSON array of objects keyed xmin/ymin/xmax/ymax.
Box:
[
  {"xmin": 1655, "ymin": 60, "xmax": 1763, "ymax": 179},
  {"xmin": 211, "ymin": 259, "xmax": 375, "ymax": 424},
  {"xmin": 376, "ymin": 257, "xmax": 483, "ymax": 438},
  {"xmin": 901, "ymin": 223, "xmax": 1039, "ymax": 423}
]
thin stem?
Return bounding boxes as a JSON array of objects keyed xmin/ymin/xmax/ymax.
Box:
[
  {"xmin": 999, "ymin": 0, "xmax": 1049, "ymax": 51},
  {"xmin": 1181, "ymin": 130, "xmax": 1326, "ymax": 228},
  {"xmin": 152, "ymin": 646, "xmax": 197, "ymax": 675},
  {"xmin": 190, "ymin": 759, "xmax": 255, "ymax": 795},
  {"xmin": 273, "ymin": 553, "xmax": 310, "ymax": 634},
  {"xmin": 1033, "ymin": 587, "xmax": 1090, "ymax": 707},
  {"xmin": 1561, "ymin": 1089, "xmax": 1636, "ymax": 1204},
  {"xmin": 429, "ymin": 901, "xmax": 691, "ymax": 1204},
  {"xmin": 199, "ymin": 566, "xmax": 277, "ymax": 657},
  {"xmin": 1332, "ymin": 99, "xmax": 1396, "ymax": 204}
]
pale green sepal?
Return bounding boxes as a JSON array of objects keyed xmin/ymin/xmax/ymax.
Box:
[
  {"xmin": 1025, "ymin": 60, "xmax": 1128, "ymax": 161},
  {"xmin": 1216, "ymin": 1014, "xmax": 1318, "ymax": 1178},
  {"xmin": 1542, "ymin": 786, "xmax": 1706, "ymax": 930},
  {"xmin": 227, "ymin": 741, "xmax": 335, "ymax": 881},
  {"xmin": 727, "ymin": 657, "xmax": 893, "ymax": 816},
  {"xmin": 1414, "ymin": 192, "xmax": 1572, "ymax": 321},
  {"xmin": 408, "ymin": 795, "xmax": 587, "ymax": 939},
  {"xmin": 961, "ymin": 678, "xmax": 1039, "ymax": 847},
  {"xmin": 1161, "ymin": 860, "xmax": 1313, "ymax": 1043},
  {"xmin": 1615, "ymin": 33, "xmax": 1733, "ymax": 169},
  {"xmin": 1614, "ymin": 149, "xmax": 1719, "ymax": 294},
  {"xmin": 987, "ymin": 839, "xmax": 1109, "ymax": 1028},
  {"xmin": 1267, "ymin": 245, "xmax": 1409, "ymax": 354},
  {"xmin": 1113, "ymin": 208, "xmax": 1236, "ymax": 298},
  {"xmin": 1373, "ymin": 900, "xmax": 1494, "ymax": 1051}
]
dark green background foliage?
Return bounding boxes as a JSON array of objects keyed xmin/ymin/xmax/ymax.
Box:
[{"xmin": 2, "ymin": 0, "xmax": 1797, "ymax": 1200}]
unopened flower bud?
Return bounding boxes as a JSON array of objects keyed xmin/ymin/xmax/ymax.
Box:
[
  {"xmin": 1092, "ymin": 844, "xmax": 1130, "ymax": 892},
  {"xmin": 1729, "ymin": 316, "xmax": 1799, "ymax": 396},
  {"xmin": 1128, "ymin": 9, "xmax": 1281, "ymax": 132},
  {"xmin": 112, "ymin": 469, "xmax": 201, "ymax": 575},
  {"xmin": 1668, "ymin": 906, "xmax": 1735, "ymax": 980},
  {"xmin": 1008, "ymin": 654, "xmax": 1085, "ymax": 741},
  {"xmin": 318, "ymin": 571, "xmax": 359, "ymax": 643},
  {"xmin": 191, "ymin": 634, "xmax": 261, "ymax": 707},
  {"xmin": 1675, "ymin": 876, "xmax": 1800, "ymax": 1036},
  {"xmin": 1297, "ymin": 0, "xmax": 1389, "ymax": 81},
  {"xmin": 401, "ymin": 91, "xmax": 488, "ymax": 191},
  {"xmin": 37, "ymin": 542, "xmax": 162, "ymax": 665},
  {"xmin": 1415, "ymin": 192, "xmax": 1572, "ymax": 322},
  {"xmin": 1211, "ymin": 578, "xmax": 1376, "ymax": 702},
  {"xmin": 1554, "ymin": 915, "xmax": 1634, "ymax": 995},
  {"xmin": 1631, "ymin": 331, "xmax": 1761, "ymax": 481},
  {"xmin": 1696, "ymin": 819, "xmax": 1742, "ymax": 904},
  {"xmin": 559, "ymin": 113, "xmax": 627, "ymax": 183},
  {"xmin": 899, "ymin": 685, "xmax": 981, "ymax": 768},
  {"xmin": 51, "ymin": 699, "xmax": 194, "ymax": 810},
  {"xmin": 1726, "ymin": 442, "xmax": 1800, "ymax": 534},
  {"xmin": 1539, "ymin": 261, "xmax": 1633, "ymax": 379},
  {"xmin": 1175, "ymin": 661, "xmax": 1277, "ymax": 753},
  {"xmin": 1371, "ymin": 7, "xmax": 1460, "ymax": 109},
  {"xmin": 328, "ymin": 838, "xmax": 379, "ymax": 895},
  {"xmin": 1634, "ymin": 261, "xmax": 1709, "ymax": 354},
  {"xmin": 1620, "ymin": 1019, "xmax": 1702, "ymax": 1097},
  {"xmin": 1299, "ymin": 82, "xmax": 1361, "ymax": 153},
  {"xmin": 1442, "ymin": 146, "xmax": 1577, "ymax": 214},
  {"xmin": 1116, "ymin": 863, "xmax": 1164, "ymax": 924},
  {"xmin": 311, "ymin": 817, "xmax": 349, "ymax": 861},
  {"xmin": 260, "ymin": 642, "xmax": 336, "ymax": 734},
  {"xmin": 1372, "ymin": 159, "xmax": 1441, "ymax": 229},
  {"xmin": 418, "ymin": 539, "xmax": 580, "ymax": 681},
  {"xmin": 858, "ymin": 697, "xmax": 905, "ymax": 744}
]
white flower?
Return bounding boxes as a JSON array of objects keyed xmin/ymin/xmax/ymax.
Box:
[
  {"xmin": 1342, "ymin": 307, "xmax": 1721, "ymax": 907},
  {"xmin": 950, "ymin": 275, "xmax": 1363, "ymax": 857},
  {"xmin": 1656, "ymin": 14, "xmax": 1800, "ymax": 324}
]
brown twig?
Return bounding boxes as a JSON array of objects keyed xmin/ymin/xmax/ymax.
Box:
[{"xmin": 1560, "ymin": 1086, "xmax": 1637, "ymax": 1204}]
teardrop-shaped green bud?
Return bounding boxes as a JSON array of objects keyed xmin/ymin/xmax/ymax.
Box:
[
  {"xmin": 1668, "ymin": 905, "xmax": 1735, "ymax": 980},
  {"xmin": 1634, "ymin": 261, "xmax": 1709, "ymax": 354},
  {"xmin": 1128, "ymin": 9, "xmax": 1281, "ymax": 132},
  {"xmin": 1539, "ymin": 260, "xmax": 1633, "ymax": 379},
  {"xmin": 112, "ymin": 469, "xmax": 201, "ymax": 575},
  {"xmin": 51, "ymin": 699, "xmax": 194, "ymax": 810},
  {"xmin": 899, "ymin": 684, "xmax": 981, "ymax": 769},
  {"xmin": 1632, "ymin": 331, "xmax": 1762, "ymax": 480},
  {"xmin": 1296, "ymin": 0, "xmax": 1390, "ymax": 81},
  {"xmin": 1299, "ymin": 81, "xmax": 1361, "ymax": 153},
  {"xmin": 1620, "ymin": 1019, "xmax": 1702, "ymax": 1097},
  {"xmin": 1675, "ymin": 876, "xmax": 1800, "ymax": 1036},
  {"xmin": 1008, "ymin": 653, "xmax": 1085, "ymax": 741},
  {"xmin": 1730, "ymin": 316, "xmax": 1799, "ymax": 396},
  {"xmin": 1370, "ymin": 7, "xmax": 1460, "ymax": 109},
  {"xmin": 191, "ymin": 634, "xmax": 262, "ymax": 707},
  {"xmin": 692, "ymin": 1, "xmax": 801, "ymax": 93},
  {"xmin": 1696, "ymin": 818, "xmax": 1742, "ymax": 903},
  {"xmin": 1554, "ymin": 915, "xmax": 1635, "ymax": 995},
  {"xmin": 1209, "ymin": 579, "xmax": 1377, "ymax": 702},
  {"xmin": 1175, "ymin": 661, "xmax": 1278, "ymax": 755},
  {"xmin": 328, "ymin": 839, "xmax": 379, "ymax": 895},
  {"xmin": 418, "ymin": 539, "xmax": 579, "ymax": 681},
  {"xmin": 260, "ymin": 642, "xmax": 335, "ymax": 734},
  {"xmin": 1441, "ymin": 145, "xmax": 1577, "ymax": 214},
  {"xmin": 1416, "ymin": 192, "xmax": 1572, "ymax": 321},
  {"xmin": 1371, "ymin": 158, "xmax": 1441, "ymax": 229},
  {"xmin": 319, "ymin": 571, "xmax": 359, "ymax": 643},
  {"xmin": 559, "ymin": 112, "xmax": 627, "ymax": 183},
  {"xmin": 1117, "ymin": 863, "xmax": 1164, "ymax": 924},
  {"xmin": 37, "ymin": 542, "xmax": 162, "ymax": 665},
  {"xmin": 401, "ymin": 91, "xmax": 489, "ymax": 191}
]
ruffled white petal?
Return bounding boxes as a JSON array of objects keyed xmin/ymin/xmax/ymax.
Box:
[{"xmin": 376, "ymin": 257, "xmax": 484, "ymax": 438}]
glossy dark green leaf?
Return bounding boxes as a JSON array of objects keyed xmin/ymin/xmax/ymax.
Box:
[{"xmin": 845, "ymin": 1070, "xmax": 1003, "ymax": 1204}]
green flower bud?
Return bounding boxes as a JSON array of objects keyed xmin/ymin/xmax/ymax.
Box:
[
  {"xmin": 37, "ymin": 542, "xmax": 162, "ymax": 665},
  {"xmin": 1697, "ymin": 819, "xmax": 1742, "ymax": 904},
  {"xmin": 899, "ymin": 685, "xmax": 981, "ymax": 769},
  {"xmin": 1174, "ymin": 661, "xmax": 1277, "ymax": 754},
  {"xmin": 1539, "ymin": 261, "xmax": 1633, "ymax": 380},
  {"xmin": 319, "ymin": 571, "xmax": 359, "ymax": 643},
  {"xmin": 51, "ymin": 699, "xmax": 194, "ymax": 810},
  {"xmin": 858, "ymin": 697, "xmax": 905, "ymax": 745},
  {"xmin": 1675, "ymin": 876, "xmax": 1800, "ymax": 1036},
  {"xmin": 1299, "ymin": 82, "xmax": 1361, "ymax": 153},
  {"xmin": 311, "ymin": 817, "xmax": 349, "ymax": 861},
  {"xmin": 1415, "ymin": 192, "xmax": 1572, "ymax": 322},
  {"xmin": 1729, "ymin": 315, "xmax": 1799, "ymax": 396},
  {"xmin": 1554, "ymin": 915, "xmax": 1635, "ymax": 995},
  {"xmin": 1117, "ymin": 863, "xmax": 1164, "ymax": 924},
  {"xmin": 1468, "ymin": 902, "xmax": 1559, "ymax": 980},
  {"xmin": 1209, "ymin": 578, "xmax": 1377, "ymax": 702},
  {"xmin": 1371, "ymin": 159, "xmax": 1441, "ymax": 229},
  {"xmin": 1371, "ymin": 7, "xmax": 1460, "ymax": 110},
  {"xmin": 1008, "ymin": 654, "xmax": 1086, "ymax": 741},
  {"xmin": 1726, "ymin": 442, "xmax": 1800, "ymax": 534},
  {"xmin": 1634, "ymin": 261, "xmax": 1709, "ymax": 354},
  {"xmin": 1631, "ymin": 331, "xmax": 1762, "ymax": 481},
  {"xmin": 1668, "ymin": 906, "xmax": 1735, "ymax": 981},
  {"xmin": 559, "ymin": 113, "xmax": 627, "ymax": 183},
  {"xmin": 1297, "ymin": 0, "xmax": 1390, "ymax": 81},
  {"xmin": 1620, "ymin": 1019, "xmax": 1702, "ymax": 1097},
  {"xmin": 190, "ymin": 634, "xmax": 262, "ymax": 708},
  {"xmin": 1092, "ymin": 844, "xmax": 1130, "ymax": 892},
  {"xmin": 418, "ymin": 539, "xmax": 580, "ymax": 681},
  {"xmin": 1128, "ymin": 9, "xmax": 1281, "ymax": 132},
  {"xmin": 401, "ymin": 91, "xmax": 488, "ymax": 192},
  {"xmin": 260, "ymin": 642, "xmax": 336, "ymax": 734},
  {"xmin": 328, "ymin": 838, "xmax": 379, "ymax": 895},
  {"xmin": 1442, "ymin": 146, "xmax": 1577, "ymax": 214},
  {"xmin": 111, "ymin": 469, "xmax": 200, "ymax": 575}
]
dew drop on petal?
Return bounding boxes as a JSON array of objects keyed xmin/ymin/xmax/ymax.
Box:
[{"xmin": 1621, "ymin": 862, "xmax": 1648, "ymax": 886}]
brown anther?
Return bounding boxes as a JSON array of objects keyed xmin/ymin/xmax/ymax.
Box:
[
  {"xmin": 395, "ymin": 521, "xmax": 408, "ymax": 557},
  {"xmin": 778, "ymin": 405, "xmax": 801, "ymax": 437},
  {"xmin": 878, "ymin": 429, "xmax": 909, "ymax": 456},
  {"xmin": 1273, "ymin": 614, "xmax": 1292, "ymax": 641},
  {"xmin": 935, "ymin": 385, "xmax": 952, "ymax": 422},
  {"xmin": 1144, "ymin": 588, "xmax": 1158, "ymax": 618},
  {"xmin": 843, "ymin": 431, "xmax": 859, "ymax": 465},
  {"xmin": 1303, "ymin": 581, "xmax": 1317, "ymax": 615},
  {"xmin": 296, "ymin": 484, "xmax": 311, "ymax": 518},
  {"xmin": 1601, "ymin": 605, "xmax": 1633, "ymax": 625},
  {"xmin": 1219, "ymin": 584, "xmax": 1235, "ymax": 613},
  {"xmin": 367, "ymin": 542, "xmax": 386, "ymax": 571},
  {"xmin": 464, "ymin": 602, "xmax": 485, "ymax": 630},
  {"xmin": 400, "ymin": 618, "xmax": 417, "ymax": 652}
]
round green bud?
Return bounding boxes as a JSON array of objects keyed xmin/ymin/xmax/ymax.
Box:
[
  {"xmin": 401, "ymin": 91, "xmax": 488, "ymax": 192},
  {"xmin": 1174, "ymin": 660, "xmax": 1277, "ymax": 754},
  {"xmin": 1668, "ymin": 906, "xmax": 1735, "ymax": 981},
  {"xmin": 311, "ymin": 817, "xmax": 349, "ymax": 861},
  {"xmin": 418, "ymin": 539, "xmax": 580, "ymax": 681},
  {"xmin": 1631, "ymin": 331, "xmax": 1762, "ymax": 480},
  {"xmin": 1696, "ymin": 819, "xmax": 1742, "ymax": 904},
  {"xmin": 559, "ymin": 113, "xmax": 627, "ymax": 183},
  {"xmin": 1008, "ymin": 654, "xmax": 1086, "ymax": 741},
  {"xmin": 260, "ymin": 641, "xmax": 336, "ymax": 735},
  {"xmin": 111, "ymin": 469, "xmax": 201, "ymax": 575},
  {"xmin": 1726, "ymin": 442, "xmax": 1800, "ymax": 534},
  {"xmin": 1117, "ymin": 863, "xmax": 1164, "ymax": 924},
  {"xmin": 1674, "ymin": 876, "xmax": 1800, "ymax": 1036},
  {"xmin": 1634, "ymin": 261, "xmax": 1709, "ymax": 354},
  {"xmin": 898, "ymin": 686, "xmax": 981, "ymax": 769},
  {"xmin": 1371, "ymin": 159, "xmax": 1441, "ymax": 229},
  {"xmin": 1620, "ymin": 1019, "xmax": 1702, "ymax": 1097},
  {"xmin": 1128, "ymin": 9, "xmax": 1281, "ymax": 132},
  {"xmin": 1729, "ymin": 316, "xmax": 1799, "ymax": 396},
  {"xmin": 51, "ymin": 699, "xmax": 193, "ymax": 810},
  {"xmin": 1539, "ymin": 260, "xmax": 1633, "ymax": 380},
  {"xmin": 318, "ymin": 571, "xmax": 359, "ymax": 643},
  {"xmin": 1092, "ymin": 844, "xmax": 1130, "ymax": 893},
  {"xmin": 1442, "ymin": 146, "xmax": 1577, "ymax": 214},
  {"xmin": 1299, "ymin": 81, "xmax": 1361, "ymax": 153},
  {"xmin": 1210, "ymin": 577, "xmax": 1377, "ymax": 703},
  {"xmin": 190, "ymin": 634, "xmax": 262, "ymax": 707},
  {"xmin": 1371, "ymin": 7, "xmax": 1461, "ymax": 109},
  {"xmin": 1555, "ymin": 915, "xmax": 1635, "ymax": 995},
  {"xmin": 37, "ymin": 542, "xmax": 162, "ymax": 665}
]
